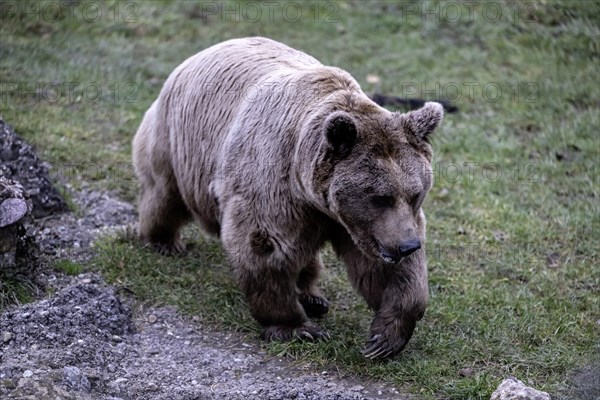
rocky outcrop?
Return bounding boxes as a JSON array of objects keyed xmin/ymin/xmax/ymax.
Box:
[
  {"xmin": 0, "ymin": 176, "xmax": 34, "ymax": 268},
  {"xmin": 0, "ymin": 118, "xmax": 68, "ymax": 218}
]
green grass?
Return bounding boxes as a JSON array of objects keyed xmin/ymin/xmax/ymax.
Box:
[
  {"xmin": 54, "ymin": 259, "xmax": 84, "ymax": 276},
  {"xmin": 0, "ymin": 271, "xmax": 38, "ymax": 310},
  {"xmin": 1, "ymin": 1, "xmax": 599, "ymax": 398}
]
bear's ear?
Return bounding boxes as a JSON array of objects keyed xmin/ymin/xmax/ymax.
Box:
[
  {"xmin": 324, "ymin": 111, "xmax": 357, "ymax": 153},
  {"xmin": 402, "ymin": 102, "xmax": 444, "ymax": 143}
]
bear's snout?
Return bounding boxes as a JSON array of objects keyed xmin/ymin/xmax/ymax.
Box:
[
  {"xmin": 379, "ymin": 238, "xmax": 421, "ymax": 263},
  {"xmin": 398, "ymin": 239, "xmax": 421, "ymax": 258}
]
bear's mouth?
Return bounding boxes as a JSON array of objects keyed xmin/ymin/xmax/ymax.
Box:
[{"xmin": 374, "ymin": 238, "xmax": 401, "ymax": 264}]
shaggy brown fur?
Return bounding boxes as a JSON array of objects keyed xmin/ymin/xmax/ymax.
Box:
[{"xmin": 133, "ymin": 37, "xmax": 443, "ymax": 358}]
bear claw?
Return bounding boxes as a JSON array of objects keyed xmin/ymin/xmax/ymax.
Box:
[
  {"xmin": 362, "ymin": 334, "xmax": 407, "ymax": 360},
  {"xmin": 145, "ymin": 240, "xmax": 186, "ymax": 256},
  {"xmin": 299, "ymin": 294, "xmax": 330, "ymax": 318},
  {"xmin": 261, "ymin": 322, "xmax": 330, "ymax": 342}
]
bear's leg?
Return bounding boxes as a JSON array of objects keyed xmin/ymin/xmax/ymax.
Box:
[
  {"xmin": 297, "ymin": 256, "xmax": 330, "ymax": 318},
  {"xmin": 332, "ymin": 230, "xmax": 427, "ymax": 359},
  {"xmin": 237, "ymin": 266, "xmax": 330, "ymax": 342},
  {"xmin": 133, "ymin": 109, "xmax": 191, "ymax": 255},
  {"xmin": 138, "ymin": 179, "xmax": 191, "ymax": 255}
]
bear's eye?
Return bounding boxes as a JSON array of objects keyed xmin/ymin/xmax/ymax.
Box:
[
  {"xmin": 371, "ymin": 195, "xmax": 395, "ymax": 208},
  {"xmin": 410, "ymin": 192, "xmax": 423, "ymax": 208}
]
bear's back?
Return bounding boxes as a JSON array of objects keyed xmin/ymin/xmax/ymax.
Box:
[{"xmin": 154, "ymin": 37, "xmax": 334, "ymax": 230}]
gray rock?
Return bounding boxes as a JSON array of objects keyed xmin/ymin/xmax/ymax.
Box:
[
  {"xmin": 62, "ymin": 366, "xmax": 91, "ymax": 392},
  {"xmin": 0, "ymin": 198, "xmax": 27, "ymax": 227},
  {"xmin": 490, "ymin": 377, "xmax": 551, "ymax": 400},
  {"xmin": 0, "ymin": 176, "xmax": 34, "ymax": 268},
  {"xmin": 0, "ymin": 118, "xmax": 68, "ymax": 218},
  {"xmin": 2, "ymin": 331, "xmax": 13, "ymax": 343}
]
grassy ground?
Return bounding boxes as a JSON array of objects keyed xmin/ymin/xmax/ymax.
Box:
[{"xmin": 1, "ymin": 0, "xmax": 599, "ymax": 398}]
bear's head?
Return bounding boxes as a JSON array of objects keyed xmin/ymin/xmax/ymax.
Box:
[{"xmin": 320, "ymin": 102, "xmax": 443, "ymax": 263}]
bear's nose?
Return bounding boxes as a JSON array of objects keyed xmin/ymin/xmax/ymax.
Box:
[{"xmin": 398, "ymin": 239, "xmax": 421, "ymax": 258}]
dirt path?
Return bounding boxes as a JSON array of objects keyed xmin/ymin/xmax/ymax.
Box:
[{"xmin": 0, "ymin": 186, "xmax": 408, "ymax": 400}]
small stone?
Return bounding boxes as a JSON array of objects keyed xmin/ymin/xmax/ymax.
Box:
[
  {"xmin": 528, "ymin": 151, "xmax": 541, "ymax": 160},
  {"xmin": 22, "ymin": 370, "xmax": 33, "ymax": 378},
  {"xmin": 491, "ymin": 377, "xmax": 550, "ymax": 400},
  {"xmin": 107, "ymin": 364, "xmax": 116, "ymax": 373},
  {"xmin": 493, "ymin": 230, "xmax": 507, "ymax": 242},
  {"xmin": 233, "ymin": 357, "xmax": 242, "ymax": 362},
  {"xmin": 63, "ymin": 366, "xmax": 91, "ymax": 392},
  {"xmin": 2, "ymin": 332, "xmax": 12, "ymax": 343},
  {"xmin": 148, "ymin": 314, "xmax": 158, "ymax": 323},
  {"xmin": 351, "ymin": 385, "xmax": 364, "ymax": 392},
  {"xmin": 147, "ymin": 348, "xmax": 160, "ymax": 355},
  {"xmin": 366, "ymin": 74, "xmax": 380, "ymax": 84},
  {"xmin": 147, "ymin": 382, "xmax": 159, "ymax": 391},
  {"xmin": 546, "ymin": 252, "xmax": 560, "ymax": 268},
  {"xmin": 191, "ymin": 380, "xmax": 198, "ymax": 385},
  {"xmin": 459, "ymin": 367, "xmax": 474, "ymax": 377},
  {"xmin": 81, "ymin": 278, "xmax": 91, "ymax": 284}
]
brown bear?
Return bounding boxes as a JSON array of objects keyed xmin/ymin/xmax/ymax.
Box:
[{"xmin": 132, "ymin": 37, "xmax": 443, "ymax": 359}]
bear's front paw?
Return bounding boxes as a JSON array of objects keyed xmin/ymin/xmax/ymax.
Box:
[
  {"xmin": 362, "ymin": 314, "xmax": 417, "ymax": 359},
  {"xmin": 362, "ymin": 332, "xmax": 408, "ymax": 360},
  {"xmin": 299, "ymin": 293, "xmax": 330, "ymax": 318},
  {"xmin": 261, "ymin": 322, "xmax": 330, "ymax": 342}
]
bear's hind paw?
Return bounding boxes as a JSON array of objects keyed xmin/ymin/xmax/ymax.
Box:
[
  {"xmin": 144, "ymin": 239, "xmax": 187, "ymax": 256},
  {"xmin": 261, "ymin": 322, "xmax": 330, "ymax": 342}
]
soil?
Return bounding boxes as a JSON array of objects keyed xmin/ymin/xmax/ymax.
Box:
[
  {"xmin": 0, "ymin": 119, "xmax": 407, "ymax": 399},
  {"xmin": 0, "ymin": 187, "xmax": 407, "ymax": 400}
]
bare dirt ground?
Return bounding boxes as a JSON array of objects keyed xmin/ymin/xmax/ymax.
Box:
[{"xmin": 1, "ymin": 184, "xmax": 408, "ymax": 400}]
